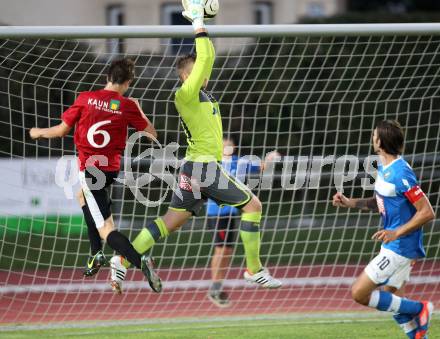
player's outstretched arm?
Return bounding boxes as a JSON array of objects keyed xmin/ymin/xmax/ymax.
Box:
[
  {"xmin": 332, "ymin": 192, "xmax": 378, "ymax": 212},
  {"xmin": 29, "ymin": 122, "xmax": 71, "ymax": 140},
  {"xmin": 30, "ymin": 92, "xmax": 84, "ymax": 140},
  {"xmin": 176, "ymin": 0, "xmax": 215, "ymax": 102}
]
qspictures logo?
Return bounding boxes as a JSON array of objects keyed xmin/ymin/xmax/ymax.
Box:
[{"xmin": 55, "ymin": 132, "xmax": 382, "ymax": 207}]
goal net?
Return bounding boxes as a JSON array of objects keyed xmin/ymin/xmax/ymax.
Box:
[{"xmin": 0, "ymin": 26, "xmax": 439, "ymax": 324}]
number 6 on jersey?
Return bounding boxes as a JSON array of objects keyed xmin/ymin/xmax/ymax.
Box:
[{"xmin": 87, "ymin": 120, "xmax": 111, "ymax": 148}]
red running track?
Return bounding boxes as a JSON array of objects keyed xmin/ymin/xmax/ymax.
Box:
[{"xmin": 1, "ymin": 261, "xmax": 439, "ymax": 324}]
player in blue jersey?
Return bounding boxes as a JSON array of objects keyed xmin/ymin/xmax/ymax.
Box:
[{"xmin": 332, "ymin": 120, "xmax": 435, "ymax": 339}]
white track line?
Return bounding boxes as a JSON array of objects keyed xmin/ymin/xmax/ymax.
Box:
[
  {"xmin": 0, "ymin": 312, "xmax": 392, "ymax": 332},
  {"xmin": 1, "ymin": 275, "xmax": 439, "ymax": 294},
  {"xmin": 57, "ymin": 318, "xmax": 392, "ymax": 337}
]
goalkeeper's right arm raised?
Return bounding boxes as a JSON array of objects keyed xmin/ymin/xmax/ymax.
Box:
[{"xmin": 175, "ymin": 36, "xmax": 215, "ymax": 103}]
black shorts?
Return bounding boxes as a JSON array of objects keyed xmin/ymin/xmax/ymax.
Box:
[
  {"xmin": 78, "ymin": 168, "xmax": 118, "ymax": 229},
  {"xmin": 170, "ymin": 161, "xmax": 252, "ymax": 216},
  {"xmin": 207, "ymin": 215, "xmax": 239, "ymax": 247}
]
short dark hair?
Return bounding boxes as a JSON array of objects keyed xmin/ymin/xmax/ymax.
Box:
[
  {"xmin": 375, "ymin": 119, "xmax": 404, "ymax": 155},
  {"xmin": 225, "ymin": 134, "xmax": 239, "ymax": 147},
  {"xmin": 176, "ymin": 54, "xmax": 196, "ymax": 77},
  {"xmin": 107, "ymin": 58, "xmax": 135, "ymax": 85}
]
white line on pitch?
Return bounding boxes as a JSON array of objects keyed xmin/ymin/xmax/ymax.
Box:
[
  {"xmin": 1, "ymin": 275, "xmax": 439, "ymax": 294},
  {"xmin": 0, "ymin": 312, "xmax": 391, "ymax": 332}
]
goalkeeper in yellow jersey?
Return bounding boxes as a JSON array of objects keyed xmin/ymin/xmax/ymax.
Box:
[{"xmin": 108, "ymin": 0, "xmax": 281, "ymax": 293}]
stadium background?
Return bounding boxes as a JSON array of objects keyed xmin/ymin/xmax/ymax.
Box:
[{"xmin": 1, "ymin": 0, "xmax": 440, "ymax": 333}]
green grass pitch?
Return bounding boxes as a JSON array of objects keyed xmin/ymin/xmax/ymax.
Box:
[{"xmin": 1, "ymin": 316, "xmax": 438, "ymax": 339}]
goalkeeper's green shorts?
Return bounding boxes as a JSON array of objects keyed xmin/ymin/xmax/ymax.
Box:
[{"xmin": 169, "ymin": 161, "xmax": 252, "ymax": 216}]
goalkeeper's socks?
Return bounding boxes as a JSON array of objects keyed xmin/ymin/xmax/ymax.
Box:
[
  {"xmin": 393, "ymin": 313, "xmax": 418, "ymax": 338},
  {"xmin": 368, "ymin": 290, "xmax": 423, "ymax": 315},
  {"xmin": 106, "ymin": 231, "xmax": 141, "ymax": 269},
  {"xmin": 131, "ymin": 218, "xmax": 170, "ymax": 257},
  {"xmin": 239, "ymin": 212, "xmax": 263, "ymax": 274},
  {"xmin": 120, "ymin": 218, "xmax": 169, "ymax": 269},
  {"xmin": 82, "ymin": 205, "xmax": 102, "ymax": 255}
]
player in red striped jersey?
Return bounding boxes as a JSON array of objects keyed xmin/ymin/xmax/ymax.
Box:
[{"xmin": 29, "ymin": 58, "xmax": 162, "ymax": 293}]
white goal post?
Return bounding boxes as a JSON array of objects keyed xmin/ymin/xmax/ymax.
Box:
[
  {"xmin": 3, "ymin": 23, "xmax": 440, "ymax": 38},
  {"xmin": 0, "ymin": 24, "xmax": 439, "ymax": 325}
]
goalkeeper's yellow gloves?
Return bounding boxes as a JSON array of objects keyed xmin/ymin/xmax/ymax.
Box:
[{"xmin": 182, "ymin": 0, "xmax": 205, "ymax": 31}]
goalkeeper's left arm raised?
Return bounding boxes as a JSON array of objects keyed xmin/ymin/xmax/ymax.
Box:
[{"xmin": 175, "ymin": 36, "xmax": 215, "ymax": 103}]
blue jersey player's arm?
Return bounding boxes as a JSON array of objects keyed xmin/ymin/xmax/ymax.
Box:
[
  {"xmin": 333, "ymin": 160, "xmax": 379, "ymax": 211},
  {"xmin": 372, "ymin": 168, "xmax": 435, "ymax": 243},
  {"xmin": 332, "ymin": 192, "xmax": 378, "ymax": 212}
]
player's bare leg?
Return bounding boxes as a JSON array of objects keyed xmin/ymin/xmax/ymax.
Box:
[
  {"xmin": 352, "ymin": 277, "xmax": 416, "ymax": 337},
  {"xmin": 211, "ymin": 246, "xmax": 233, "ymax": 282},
  {"xmin": 76, "ymin": 190, "xmax": 108, "ymax": 277},
  {"xmin": 241, "ymin": 195, "xmax": 281, "ymax": 288},
  {"xmin": 125, "ymin": 209, "xmax": 191, "ymax": 257},
  {"xmin": 129, "ymin": 209, "xmax": 192, "ymax": 257},
  {"xmin": 208, "ymin": 245, "xmax": 233, "ymax": 307},
  {"xmin": 351, "ymin": 271, "xmax": 378, "ymax": 306},
  {"xmin": 163, "ymin": 209, "xmax": 193, "ymax": 232},
  {"xmin": 352, "ymin": 272, "xmax": 432, "ymax": 338}
]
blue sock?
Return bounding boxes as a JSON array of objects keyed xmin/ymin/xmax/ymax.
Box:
[
  {"xmin": 368, "ymin": 291, "xmax": 423, "ymax": 315},
  {"xmin": 393, "ymin": 313, "xmax": 418, "ymax": 338},
  {"xmin": 398, "ymin": 298, "xmax": 423, "ymax": 315}
]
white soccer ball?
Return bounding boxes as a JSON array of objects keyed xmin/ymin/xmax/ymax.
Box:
[{"xmin": 204, "ymin": 0, "xmax": 219, "ymax": 20}]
